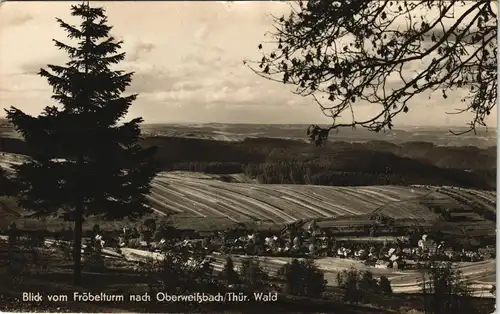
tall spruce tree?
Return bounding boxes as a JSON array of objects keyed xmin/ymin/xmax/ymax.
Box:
[{"xmin": 5, "ymin": 2, "xmax": 159, "ymax": 284}]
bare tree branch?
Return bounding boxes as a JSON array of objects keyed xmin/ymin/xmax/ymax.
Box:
[{"xmin": 247, "ymin": 0, "xmax": 497, "ymax": 145}]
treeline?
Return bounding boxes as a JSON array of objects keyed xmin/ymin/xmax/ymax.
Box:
[
  {"xmin": 0, "ymin": 136, "xmax": 496, "ymax": 189},
  {"xmin": 140, "ymin": 136, "xmax": 497, "ymax": 170},
  {"xmin": 169, "ymin": 160, "xmax": 494, "ymax": 189},
  {"xmin": 1, "ymin": 135, "xmax": 496, "ymax": 171}
]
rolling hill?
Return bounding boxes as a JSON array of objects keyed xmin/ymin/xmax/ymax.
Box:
[
  {"xmin": 0, "ymin": 129, "xmax": 495, "ymax": 239},
  {"xmin": 145, "ymin": 172, "xmax": 496, "ymax": 236},
  {"xmin": 0, "ymin": 134, "xmax": 495, "ymax": 189},
  {"xmin": 1, "ymin": 168, "xmax": 495, "ymax": 238}
]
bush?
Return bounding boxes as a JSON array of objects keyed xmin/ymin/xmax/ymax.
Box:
[
  {"xmin": 278, "ymin": 258, "xmax": 326, "ymax": 298},
  {"xmin": 337, "ymin": 267, "xmax": 363, "ymax": 303},
  {"xmin": 336, "ymin": 268, "xmax": 392, "ymax": 303},
  {"xmin": 143, "ymin": 242, "xmax": 220, "ymax": 295},
  {"xmin": 219, "ymin": 257, "xmax": 240, "ymax": 285},
  {"xmin": 358, "ymin": 270, "xmax": 379, "ymax": 300},
  {"xmin": 6, "ymin": 235, "xmax": 52, "ymax": 288},
  {"xmin": 83, "ymin": 236, "xmax": 105, "ymax": 271},
  {"xmin": 153, "ymin": 229, "xmax": 166, "ymax": 242},
  {"xmin": 92, "ymin": 224, "xmax": 100, "ymax": 236},
  {"xmin": 419, "ymin": 261, "xmax": 478, "ymax": 314},
  {"xmin": 139, "ymin": 230, "xmax": 152, "ymax": 243},
  {"xmin": 7, "ymin": 222, "xmax": 18, "ymax": 247},
  {"xmin": 379, "ymin": 276, "xmax": 393, "ymax": 295},
  {"xmin": 139, "ymin": 218, "xmax": 156, "ymax": 243},
  {"xmin": 59, "ymin": 241, "xmax": 72, "ymax": 261},
  {"xmin": 143, "ymin": 218, "xmax": 157, "ymax": 233},
  {"xmin": 239, "ymin": 257, "xmax": 269, "ymax": 290},
  {"xmin": 193, "ymin": 257, "xmax": 219, "ymax": 293}
]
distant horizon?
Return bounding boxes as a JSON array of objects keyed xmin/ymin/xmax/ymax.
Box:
[
  {"xmin": 0, "ymin": 115, "xmax": 496, "ymax": 131},
  {"xmin": 140, "ymin": 121, "xmax": 497, "ymax": 129}
]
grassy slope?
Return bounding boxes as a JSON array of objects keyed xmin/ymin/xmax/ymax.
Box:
[
  {"xmin": 148, "ymin": 173, "xmax": 496, "ymax": 235},
  {"xmin": 3, "ymin": 172, "xmax": 496, "ymax": 240}
]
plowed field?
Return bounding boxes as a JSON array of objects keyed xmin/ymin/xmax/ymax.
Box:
[{"xmin": 147, "ymin": 172, "xmax": 496, "ymax": 230}]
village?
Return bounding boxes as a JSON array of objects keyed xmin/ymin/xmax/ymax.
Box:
[{"xmin": 56, "ymin": 218, "xmax": 493, "ymax": 273}]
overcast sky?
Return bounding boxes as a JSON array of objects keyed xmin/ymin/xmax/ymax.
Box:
[{"xmin": 0, "ymin": 1, "xmax": 497, "ymax": 127}]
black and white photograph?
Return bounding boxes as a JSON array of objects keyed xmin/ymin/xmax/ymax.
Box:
[{"xmin": 0, "ymin": 1, "xmax": 497, "ymax": 313}]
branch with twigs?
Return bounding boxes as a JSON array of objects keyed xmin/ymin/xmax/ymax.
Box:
[{"xmin": 246, "ymin": 0, "xmax": 497, "ymax": 142}]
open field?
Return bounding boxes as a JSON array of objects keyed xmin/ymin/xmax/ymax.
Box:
[
  {"xmin": 119, "ymin": 247, "xmax": 496, "ymax": 298},
  {"xmin": 144, "ymin": 172, "xmax": 496, "ymax": 232},
  {"xmin": 2, "ymin": 170, "xmax": 496, "ymax": 237}
]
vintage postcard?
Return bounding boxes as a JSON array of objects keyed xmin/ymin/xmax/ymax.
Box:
[{"xmin": 0, "ymin": 1, "xmax": 496, "ymax": 313}]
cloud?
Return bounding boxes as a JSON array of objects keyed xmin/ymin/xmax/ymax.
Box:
[
  {"xmin": 127, "ymin": 70, "xmax": 180, "ymax": 94},
  {"xmin": 18, "ymin": 56, "xmax": 63, "ymax": 75},
  {"xmin": 0, "ymin": 73, "xmax": 49, "ymax": 95},
  {"xmin": 124, "ymin": 42, "xmax": 244, "ymax": 96},
  {"xmin": 127, "ymin": 40, "xmax": 156, "ymax": 62},
  {"xmin": 0, "ymin": 11, "xmax": 33, "ymax": 27},
  {"xmin": 0, "ymin": 1, "xmax": 495, "ymax": 127}
]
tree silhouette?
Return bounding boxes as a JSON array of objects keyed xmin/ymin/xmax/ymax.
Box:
[
  {"xmin": 239, "ymin": 257, "xmax": 268, "ymax": 289},
  {"xmin": 278, "ymin": 258, "xmax": 326, "ymax": 298},
  {"xmin": 219, "ymin": 257, "xmax": 240, "ymax": 285},
  {"xmin": 419, "ymin": 261, "xmax": 477, "ymax": 314},
  {"xmin": 248, "ymin": 0, "xmax": 497, "ymax": 144},
  {"xmin": 5, "ymin": 2, "xmax": 159, "ymax": 285},
  {"xmin": 378, "ymin": 276, "xmax": 393, "ymax": 295},
  {"xmin": 0, "ymin": 167, "xmax": 16, "ymax": 196}
]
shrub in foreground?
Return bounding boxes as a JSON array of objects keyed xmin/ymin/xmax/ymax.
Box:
[
  {"xmin": 336, "ymin": 267, "xmax": 393, "ymax": 303},
  {"xmin": 219, "ymin": 257, "xmax": 240, "ymax": 286},
  {"xmin": 239, "ymin": 257, "xmax": 269, "ymax": 290},
  {"xmin": 278, "ymin": 258, "xmax": 326, "ymax": 298}
]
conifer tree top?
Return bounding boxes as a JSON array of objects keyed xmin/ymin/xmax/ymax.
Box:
[{"xmin": 5, "ymin": 2, "xmax": 159, "ymax": 220}]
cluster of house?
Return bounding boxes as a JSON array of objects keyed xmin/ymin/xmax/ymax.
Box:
[
  {"xmin": 87, "ymin": 223, "xmax": 491, "ymax": 270},
  {"xmin": 186, "ymin": 231, "xmax": 487, "ymax": 267}
]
